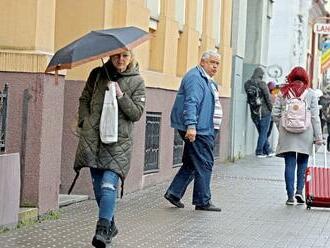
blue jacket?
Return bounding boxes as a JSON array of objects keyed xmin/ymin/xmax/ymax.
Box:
[{"xmin": 170, "ymin": 66, "xmax": 217, "ymax": 136}]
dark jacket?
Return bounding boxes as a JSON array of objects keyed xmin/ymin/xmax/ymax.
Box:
[
  {"xmin": 244, "ymin": 67, "xmax": 272, "ymax": 120},
  {"xmin": 170, "ymin": 66, "xmax": 218, "ymax": 136},
  {"xmin": 73, "ymin": 60, "xmax": 146, "ymax": 180}
]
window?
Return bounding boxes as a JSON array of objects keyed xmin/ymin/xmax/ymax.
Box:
[
  {"xmin": 175, "ymin": 0, "xmax": 185, "ymax": 31},
  {"xmin": 0, "ymin": 84, "xmax": 8, "ymax": 152},
  {"xmin": 146, "ymin": 0, "xmax": 161, "ymax": 30},
  {"xmin": 196, "ymin": 0, "xmax": 203, "ymax": 35},
  {"xmin": 146, "ymin": 0, "xmax": 160, "ymax": 19},
  {"xmin": 144, "ymin": 112, "xmax": 161, "ymax": 173},
  {"xmin": 214, "ymin": 131, "xmax": 220, "ymax": 158},
  {"xmin": 173, "ymin": 129, "xmax": 184, "ymax": 166},
  {"xmin": 213, "ymin": 0, "xmax": 221, "ymax": 46},
  {"xmin": 267, "ymin": 0, "xmax": 273, "ymax": 19}
]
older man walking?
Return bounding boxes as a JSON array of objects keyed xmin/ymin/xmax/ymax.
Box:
[{"xmin": 164, "ymin": 50, "xmax": 223, "ymax": 212}]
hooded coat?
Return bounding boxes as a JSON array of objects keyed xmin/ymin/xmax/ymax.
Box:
[
  {"xmin": 244, "ymin": 67, "xmax": 273, "ymax": 121},
  {"xmin": 272, "ymin": 89, "xmax": 322, "ymax": 156},
  {"xmin": 73, "ymin": 59, "xmax": 146, "ymax": 181}
]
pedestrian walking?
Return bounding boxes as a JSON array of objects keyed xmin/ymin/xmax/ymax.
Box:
[
  {"xmin": 244, "ymin": 67, "xmax": 274, "ymax": 158},
  {"xmin": 319, "ymin": 85, "xmax": 330, "ymax": 151},
  {"xmin": 73, "ymin": 50, "xmax": 146, "ymax": 247},
  {"xmin": 272, "ymin": 66, "xmax": 323, "ymax": 206},
  {"xmin": 164, "ymin": 50, "xmax": 223, "ymax": 212},
  {"xmin": 267, "ymin": 81, "xmax": 277, "ymax": 138}
]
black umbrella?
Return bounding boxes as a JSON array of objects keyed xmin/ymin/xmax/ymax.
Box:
[{"xmin": 45, "ymin": 26, "xmax": 151, "ymax": 73}]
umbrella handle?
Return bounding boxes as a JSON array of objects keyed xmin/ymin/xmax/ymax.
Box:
[{"xmin": 101, "ymin": 58, "xmax": 111, "ymax": 82}]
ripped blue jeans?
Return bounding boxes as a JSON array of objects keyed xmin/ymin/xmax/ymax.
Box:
[{"xmin": 90, "ymin": 168, "xmax": 119, "ymax": 221}]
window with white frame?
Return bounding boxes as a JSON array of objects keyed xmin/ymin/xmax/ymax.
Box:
[
  {"xmin": 146, "ymin": 0, "xmax": 161, "ymax": 29},
  {"xmin": 146, "ymin": 0, "xmax": 160, "ymax": 20},
  {"xmin": 175, "ymin": 0, "xmax": 185, "ymax": 31},
  {"xmin": 213, "ymin": 0, "xmax": 221, "ymax": 46},
  {"xmin": 196, "ymin": 0, "xmax": 203, "ymax": 36}
]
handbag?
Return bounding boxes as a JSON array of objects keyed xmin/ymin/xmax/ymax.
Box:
[{"xmin": 100, "ymin": 81, "xmax": 118, "ymax": 143}]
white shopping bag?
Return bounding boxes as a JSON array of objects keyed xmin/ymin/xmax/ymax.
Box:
[{"xmin": 100, "ymin": 81, "xmax": 118, "ymax": 143}]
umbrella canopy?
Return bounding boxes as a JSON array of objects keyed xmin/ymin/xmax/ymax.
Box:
[{"xmin": 45, "ymin": 26, "xmax": 151, "ymax": 72}]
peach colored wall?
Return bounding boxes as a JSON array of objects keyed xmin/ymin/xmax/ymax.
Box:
[
  {"xmin": 60, "ymin": 80, "xmax": 93, "ymax": 196},
  {"xmin": 0, "ymin": 153, "xmax": 20, "ymax": 227},
  {"xmin": 0, "ymin": 72, "xmax": 64, "ymax": 214}
]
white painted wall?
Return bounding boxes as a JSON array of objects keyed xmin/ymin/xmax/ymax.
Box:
[{"xmin": 267, "ymin": 0, "xmax": 312, "ymax": 83}]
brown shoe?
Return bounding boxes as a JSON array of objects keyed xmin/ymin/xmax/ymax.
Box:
[
  {"xmin": 195, "ymin": 203, "xmax": 221, "ymax": 212},
  {"xmin": 164, "ymin": 192, "xmax": 184, "ymax": 208}
]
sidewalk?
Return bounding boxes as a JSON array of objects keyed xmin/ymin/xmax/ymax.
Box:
[{"xmin": 1, "ymin": 152, "xmax": 330, "ymax": 248}]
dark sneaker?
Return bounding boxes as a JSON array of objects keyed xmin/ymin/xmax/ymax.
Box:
[
  {"xmin": 110, "ymin": 219, "xmax": 118, "ymax": 238},
  {"xmin": 164, "ymin": 192, "xmax": 184, "ymax": 208},
  {"xmin": 195, "ymin": 203, "xmax": 221, "ymax": 212},
  {"xmin": 286, "ymin": 197, "xmax": 295, "ymax": 206},
  {"xmin": 92, "ymin": 218, "xmax": 113, "ymax": 248},
  {"xmin": 295, "ymin": 193, "xmax": 305, "ymax": 204}
]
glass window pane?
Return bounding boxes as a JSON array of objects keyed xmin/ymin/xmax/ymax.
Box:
[
  {"xmin": 196, "ymin": 0, "xmax": 203, "ymax": 35},
  {"xmin": 213, "ymin": 0, "xmax": 221, "ymax": 45},
  {"xmin": 146, "ymin": 0, "xmax": 160, "ymax": 20},
  {"xmin": 175, "ymin": 0, "xmax": 185, "ymax": 30}
]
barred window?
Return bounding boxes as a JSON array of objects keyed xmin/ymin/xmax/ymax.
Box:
[
  {"xmin": 214, "ymin": 131, "xmax": 220, "ymax": 158},
  {"xmin": 0, "ymin": 84, "xmax": 8, "ymax": 152},
  {"xmin": 173, "ymin": 129, "xmax": 184, "ymax": 166},
  {"xmin": 144, "ymin": 112, "xmax": 161, "ymax": 173}
]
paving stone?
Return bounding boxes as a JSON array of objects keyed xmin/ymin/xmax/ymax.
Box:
[{"xmin": 1, "ymin": 152, "xmax": 330, "ymax": 247}]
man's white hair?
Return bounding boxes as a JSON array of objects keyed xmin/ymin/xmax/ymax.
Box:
[{"xmin": 201, "ymin": 50, "xmax": 220, "ymax": 60}]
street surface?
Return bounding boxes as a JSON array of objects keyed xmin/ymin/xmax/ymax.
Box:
[{"xmin": 1, "ymin": 152, "xmax": 330, "ymax": 248}]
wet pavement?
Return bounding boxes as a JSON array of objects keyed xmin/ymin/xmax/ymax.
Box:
[{"xmin": 1, "ymin": 151, "xmax": 330, "ymax": 248}]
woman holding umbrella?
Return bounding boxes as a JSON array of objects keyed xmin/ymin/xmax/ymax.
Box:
[{"xmin": 74, "ymin": 50, "xmax": 146, "ymax": 248}]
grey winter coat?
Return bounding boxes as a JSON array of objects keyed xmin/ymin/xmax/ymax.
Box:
[
  {"xmin": 272, "ymin": 89, "xmax": 322, "ymax": 157},
  {"xmin": 73, "ymin": 60, "xmax": 146, "ymax": 180}
]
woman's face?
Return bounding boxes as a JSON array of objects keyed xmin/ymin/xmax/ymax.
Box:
[{"xmin": 110, "ymin": 51, "xmax": 132, "ymax": 72}]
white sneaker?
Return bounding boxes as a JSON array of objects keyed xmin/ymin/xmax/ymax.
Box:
[
  {"xmin": 256, "ymin": 154, "xmax": 267, "ymax": 158},
  {"xmin": 267, "ymin": 152, "xmax": 276, "ymax": 157}
]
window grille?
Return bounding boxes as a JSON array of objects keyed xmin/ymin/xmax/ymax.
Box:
[
  {"xmin": 173, "ymin": 129, "xmax": 184, "ymax": 166},
  {"xmin": 0, "ymin": 84, "xmax": 8, "ymax": 152},
  {"xmin": 214, "ymin": 131, "xmax": 220, "ymax": 158},
  {"xmin": 144, "ymin": 112, "xmax": 161, "ymax": 173}
]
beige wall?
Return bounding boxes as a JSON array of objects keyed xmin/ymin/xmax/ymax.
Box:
[
  {"xmin": 0, "ymin": 0, "xmax": 55, "ymax": 72},
  {"xmin": 1, "ymin": 0, "xmax": 232, "ymax": 94}
]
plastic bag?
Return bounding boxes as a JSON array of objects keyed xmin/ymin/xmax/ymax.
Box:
[{"xmin": 100, "ymin": 82, "xmax": 118, "ymax": 143}]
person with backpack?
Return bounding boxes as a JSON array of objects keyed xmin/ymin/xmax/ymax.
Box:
[
  {"xmin": 272, "ymin": 66, "xmax": 323, "ymax": 205},
  {"xmin": 319, "ymin": 84, "xmax": 330, "ymax": 151},
  {"xmin": 244, "ymin": 67, "xmax": 274, "ymax": 158}
]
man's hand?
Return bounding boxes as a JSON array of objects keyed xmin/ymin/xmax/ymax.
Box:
[{"xmin": 185, "ymin": 128, "xmax": 196, "ymax": 142}]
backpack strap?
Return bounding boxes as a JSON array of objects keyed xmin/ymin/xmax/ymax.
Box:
[
  {"xmin": 287, "ymin": 89, "xmax": 308, "ymax": 100},
  {"xmin": 299, "ymin": 89, "xmax": 308, "ymax": 100}
]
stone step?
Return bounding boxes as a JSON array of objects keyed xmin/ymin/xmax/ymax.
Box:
[
  {"xmin": 18, "ymin": 208, "xmax": 38, "ymax": 223},
  {"xmin": 59, "ymin": 194, "xmax": 89, "ymax": 207}
]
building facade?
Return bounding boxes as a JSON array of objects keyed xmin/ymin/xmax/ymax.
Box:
[
  {"xmin": 230, "ymin": 0, "xmax": 274, "ymax": 160},
  {"xmin": 0, "ymin": 0, "xmax": 233, "ymax": 214}
]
